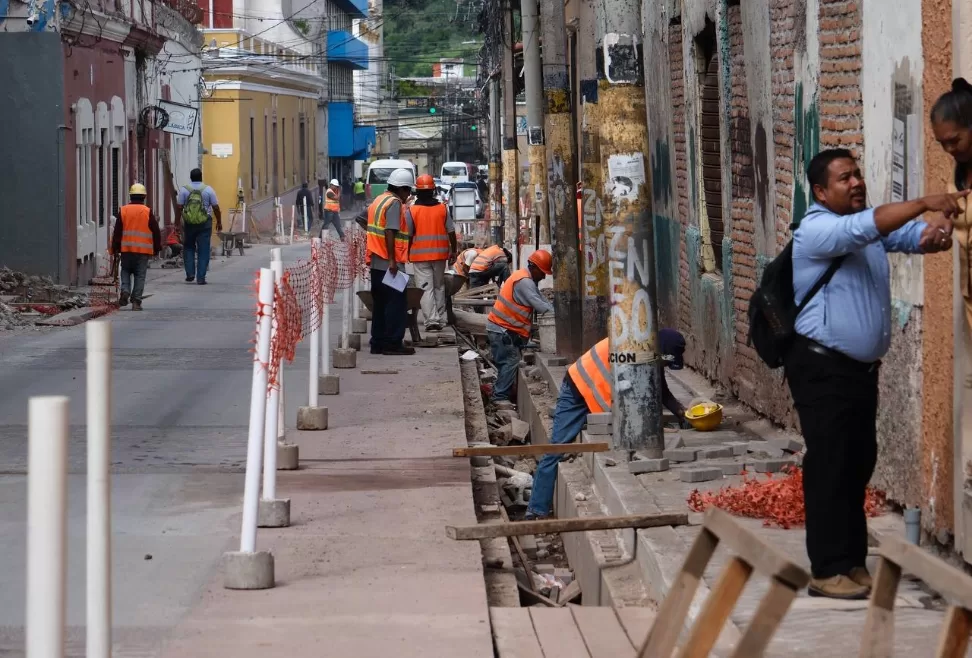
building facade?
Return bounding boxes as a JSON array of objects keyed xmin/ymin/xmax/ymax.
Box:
[
  {"xmin": 200, "ymin": 28, "xmax": 323, "ymax": 233},
  {"xmin": 636, "ymin": 0, "xmax": 965, "ymax": 553},
  {"xmin": 353, "ymin": 0, "xmax": 394, "ymax": 163},
  {"xmin": 0, "ymin": 0, "xmax": 202, "ymax": 284}
]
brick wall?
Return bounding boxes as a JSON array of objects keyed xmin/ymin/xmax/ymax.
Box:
[
  {"xmin": 818, "ymin": 0, "xmax": 863, "ymax": 152},
  {"xmin": 728, "ymin": 4, "xmax": 758, "ymax": 389},
  {"xmin": 770, "ymin": 0, "xmax": 796, "ymax": 250},
  {"xmin": 670, "ymin": 21, "xmax": 691, "ymax": 335}
]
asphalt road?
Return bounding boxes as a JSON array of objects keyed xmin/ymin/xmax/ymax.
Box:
[{"xmin": 0, "ymin": 240, "xmax": 319, "ymax": 656}]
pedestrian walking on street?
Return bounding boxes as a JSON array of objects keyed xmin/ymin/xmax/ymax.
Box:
[
  {"xmin": 111, "ymin": 183, "xmax": 161, "ymax": 311},
  {"xmin": 295, "ymin": 181, "xmax": 316, "ymax": 232},
  {"xmin": 524, "ymin": 329, "xmax": 690, "ymax": 520},
  {"xmin": 408, "ymin": 174, "xmax": 457, "ymax": 331},
  {"xmin": 785, "ymin": 148, "xmax": 962, "ymax": 600},
  {"xmin": 176, "ymin": 168, "xmax": 221, "ymax": 285},
  {"xmin": 354, "ymin": 176, "xmax": 366, "ymax": 210},
  {"xmin": 468, "ymin": 244, "xmax": 513, "ymax": 288},
  {"xmin": 486, "ymin": 249, "xmax": 554, "ymax": 409},
  {"xmin": 321, "ymin": 179, "xmax": 345, "ymax": 240},
  {"xmin": 366, "ymin": 168, "xmax": 415, "ymax": 355}
]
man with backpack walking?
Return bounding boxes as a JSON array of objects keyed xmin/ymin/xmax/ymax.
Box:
[
  {"xmin": 748, "ymin": 148, "xmax": 963, "ymax": 600},
  {"xmin": 176, "ymin": 168, "xmax": 222, "ymax": 285}
]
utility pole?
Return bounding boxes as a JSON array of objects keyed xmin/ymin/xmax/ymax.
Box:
[
  {"xmin": 576, "ymin": 0, "xmax": 607, "ymax": 352},
  {"xmin": 595, "ymin": 0, "xmax": 661, "ymax": 455},
  {"xmin": 501, "ymin": 0, "xmax": 519, "ymax": 258},
  {"xmin": 521, "ymin": 0, "xmax": 549, "ymax": 246},
  {"xmin": 489, "ymin": 74, "xmax": 503, "ymax": 245},
  {"xmin": 540, "ymin": 0, "xmax": 581, "ymax": 360}
]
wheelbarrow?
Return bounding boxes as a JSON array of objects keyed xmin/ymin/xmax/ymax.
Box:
[
  {"xmin": 356, "ymin": 287, "xmax": 428, "ymax": 346},
  {"xmin": 218, "ymin": 231, "xmax": 247, "ymax": 257}
]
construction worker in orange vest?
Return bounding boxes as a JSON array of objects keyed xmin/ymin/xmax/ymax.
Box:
[
  {"xmin": 111, "ymin": 183, "xmax": 161, "ymax": 311},
  {"xmin": 453, "ymin": 244, "xmax": 481, "ymax": 279},
  {"xmin": 486, "ymin": 249, "xmax": 554, "ymax": 409},
  {"xmin": 366, "ymin": 168, "xmax": 415, "ymax": 355},
  {"xmin": 525, "ymin": 329, "xmax": 690, "ymax": 519},
  {"xmin": 321, "ymin": 178, "xmax": 345, "ymax": 240},
  {"xmin": 407, "ymin": 174, "xmax": 457, "ymax": 332},
  {"xmin": 468, "ymin": 243, "xmax": 513, "ymax": 288}
]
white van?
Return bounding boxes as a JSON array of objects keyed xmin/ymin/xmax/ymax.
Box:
[
  {"xmin": 365, "ymin": 159, "xmax": 417, "ymax": 201},
  {"xmin": 440, "ymin": 161, "xmax": 472, "ymax": 191}
]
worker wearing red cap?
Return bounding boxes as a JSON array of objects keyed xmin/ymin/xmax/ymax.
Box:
[
  {"xmin": 407, "ymin": 174, "xmax": 457, "ymax": 331},
  {"xmin": 486, "ymin": 249, "xmax": 554, "ymax": 409}
]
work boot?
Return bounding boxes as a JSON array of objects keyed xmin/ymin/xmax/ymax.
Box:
[
  {"xmin": 807, "ymin": 575, "xmax": 869, "ymax": 600},
  {"xmin": 131, "ymin": 300, "xmax": 143, "ymax": 311},
  {"xmin": 383, "ymin": 345, "xmax": 415, "ymax": 356},
  {"xmin": 118, "ymin": 291, "xmax": 130, "ymax": 307},
  {"xmin": 494, "ymin": 400, "xmax": 516, "ymax": 411},
  {"xmin": 848, "ymin": 566, "xmax": 873, "ymax": 588}
]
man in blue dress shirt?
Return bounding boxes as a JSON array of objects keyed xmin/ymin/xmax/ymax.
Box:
[{"xmin": 787, "ymin": 148, "xmax": 965, "ymax": 599}]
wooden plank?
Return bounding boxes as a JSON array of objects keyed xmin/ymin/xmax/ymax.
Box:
[
  {"xmin": 677, "ymin": 556, "xmax": 753, "ymax": 658},
  {"xmin": 529, "ymin": 606, "xmax": 592, "ymax": 657},
  {"xmin": 452, "ymin": 298, "xmax": 495, "ymax": 307},
  {"xmin": 935, "ymin": 606, "xmax": 972, "ymax": 658},
  {"xmin": 702, "ymin": 507, "xmax": 809, "ymax": 589},
  {"xmin": 570, "ymin": 606, "xmax": 637, "ymax": 657},
  {"xmin": 859, "ymin": 556, "xmax": 902, "ymax": 658},
  {"xmin": 447, "ymin": 512, "xmax": 689, "ymax": 540},
  {"xmin": 453, "ymin": 442, "xmax": 610, "ymax": 457},
  {"xmin": 879, "ymin": 535, "xmax": 972, "ymax": 611},
  {"xmin": 639, "ymin": 528, "xmax": 720, "ymax": 658},
  {"xmin": 615, "ymin": 607, "xmax": 656, "ymax": 650},
  {"xmin": 731, "ymin": 578, "xmax": 798, "ymax": 658},
  {"xmin": 517, "ymin": 581, "xmax": 560, "ymax": 607},
  {"xmin": 490, "ymin": 607, "xmax": 545, "ymax": 658}
]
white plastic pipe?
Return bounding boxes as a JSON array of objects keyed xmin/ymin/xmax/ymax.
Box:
[
  {"xmin": 352, "ymin": 271, "xmax": 361, "ymax": 320},
  {"xmin": 240, "ymin": 268, "xmax": 274, "ymax": 553},
  {"xmin": 341, "ymin": 274, "xmax": 352, "ymax": 349},
  {"xmin": 263, "ymin": 252, "xmax": 283, "ymax": 499},
  {"xmin": 26, "ymin": 395, "xmax": 69, "ymax": 658},
  {"xmin": 86, "ymin": 322, "xmax": 112, "ymax": 658},
  {"xmin": 309, "ymin": 238, "xmax": 321, "ymax": 402},
  {"xmin": 272, "ymin": 250, "xmax": 286, "ymax": 441},
  {"xmin": 289, "ymin": 207, "xmax": 295, "ymax": 245},
  {"xmin": 321, "ymin": 301, "xmax": 331, "ymax": 374}
]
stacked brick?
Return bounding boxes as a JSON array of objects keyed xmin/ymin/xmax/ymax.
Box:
[
  {"xmin": 818, "ymin": 0, "xmax": 864, "ymax": 152},
  {"xmin": 669, "ymin": 22, "xmax": 692, "ymax": 336}
]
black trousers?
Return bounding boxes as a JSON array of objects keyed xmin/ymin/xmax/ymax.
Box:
[
  {"xmin": 784, "ymin": 337, "xmax": 879, "ymax": 579},
  {"xmin": 369, "ymin": 267, "xmax": 407, "ymax": 351}
]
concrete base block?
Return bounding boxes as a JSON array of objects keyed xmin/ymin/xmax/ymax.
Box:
[
  {"xmin": 351, "ymin": 318, "xmax": 368, "ymax": 334},
  {"xmin": 699, "ymin": 446, "xmax": 733, "ymax": 459},
  {"xmin": 296, "ymin": 406, "xmax": 328, "ymax": 430},
  {"xmin": 586, "ymin": 412, "xmax": 612, "ymax": 425},
  {"xmin": 662, "ymin": 448, "xmax": 698, "ymax": 463},
  {"xmin": 750, "ymin": 458, "xmax": 795, "ymax": 473},
  {"xmin": 680, "ymin": 467, "xmax": 723, "ymax": 483},
  {"xmin": 332, "ymin": 348, "xmax": 357, "ymax": 369},
  {"xmin": 276, "ymin": 442, "xmax": 299, "ymax": 470},
  {"xmin": 347, "ymin": 333, "xmax": 362, "ymax": 351},
  {"xmin": 727, "ymin": 441, "xmax": 749, "ymax": 456},
  {"xmin": 319, "ymin": 374, "xmax": 340, "ymax": 395},
  {"xmin": 223, "ymin": 550, "xmax": 275, "ymax": 590},
  {"xmin": 257, "ymin": 497, "xmax": 291, "ymax": 527},
  {"xmin": 585, "ymin": 423, "xmax": 613, "ymax": 436},
  {"xmin": 629, "ymin": 458, "xmax": 669, "ymax": 474}
]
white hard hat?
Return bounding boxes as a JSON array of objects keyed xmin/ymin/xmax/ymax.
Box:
[
  {"xmin": 387, "ymin": 168, "xmax": 415, "ymax": 188},
  {"xmin": 329, "ymin": 179, "xmax": 339, "ymax": 186}
]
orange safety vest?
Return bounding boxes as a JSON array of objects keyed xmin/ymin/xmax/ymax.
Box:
[
  {"xmin": 325, "ymin": 188, "xmax": 340, "ymax": 212},
  {"xmin": 567, "ymin": 338, "xmax": 613, "ymax": 413},
  {"xmin": 470, "ymin": 244, "xmax": 506, "ymax": 272},
  {"xmin": 454, "ymin": 247, "xmax": 480, "ymax": 277},
  {"xmin": 408, "ymin": 203, "xmax": 450, "ymax": 262},
  {"xmin": 486, "ymin": 269, "xmax": 534, "ymax": 338},
  {"xmin": 119, "ymin": 204, "xmax": 154, "ymax": 255},
  {"xmin": 366, "ymin": 192, "xmax": 410, "ymax": 264}
]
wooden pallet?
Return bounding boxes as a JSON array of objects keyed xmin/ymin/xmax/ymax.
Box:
[
  {"xmin": 860, "ymin": 535, "xmax": 972, "ymax": 657},
  {"xmin": 491, "ymin": 605, "xmax": 656, "ymax": 658}
]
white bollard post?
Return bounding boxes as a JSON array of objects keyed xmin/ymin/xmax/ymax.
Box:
[
  {"xmin": 26, "ymin": 395, "xmax": 69, "ymax": 658},
  {"xmin": 308, "ymin": 238, "xmax": 321, "ymax": 403},
  {"xmin": 223, "ymin": 268, "xmax": 274, "ymax": 591},
  {"xmin": 86, "ymin": 322, "xmax": 112, "ymax": 658},
  {"xmin": 289, "ymin": 207, "xmax": 295, "ymax": 245},
  {"xmin": 341, "ymin": 280, "xmax": 352, "ymax": 349}
]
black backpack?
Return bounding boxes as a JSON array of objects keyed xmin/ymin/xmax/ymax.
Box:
[{"xmin": 747, "ymin": 241, "xmax": 845, "ymax": 368}]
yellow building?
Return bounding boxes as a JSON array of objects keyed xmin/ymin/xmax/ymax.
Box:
[{"xmin": 201, "ymin": 29, "xmax": 324, "ymax": 233}]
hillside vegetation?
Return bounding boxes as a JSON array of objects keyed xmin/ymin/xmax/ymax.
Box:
[{"xmin": 384, "ymin": 0, "xmax": 479, "ymax": 78}]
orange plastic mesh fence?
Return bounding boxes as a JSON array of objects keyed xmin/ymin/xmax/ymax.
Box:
[{"xmin": 265, "ymin": 225, "xmax": 368, "ymax": 390}]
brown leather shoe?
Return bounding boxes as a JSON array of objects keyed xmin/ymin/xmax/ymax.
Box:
[
  {"xmin": 849, "ymin": 566, "xmax": 873, "ymax": 588},
  {"xmin": 807, "ymin": 575, "xmax": 869, "ymax": 600}
]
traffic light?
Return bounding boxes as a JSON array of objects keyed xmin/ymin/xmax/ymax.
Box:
[
  {"xmin": 428, "ymin": 105, "xmax": 437, "ymax": 115},
  {"xmin": 470, "ymin": 124, "xmax": 477, "ymax": 131}
]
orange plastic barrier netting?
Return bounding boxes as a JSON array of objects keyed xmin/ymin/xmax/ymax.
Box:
[
  {"xmin": 266, "ymin": 226, "xmax": 368, "ymax": 389},
  {"xmin": 687, "ymin": 466, "xmax": 887, "ymax": 529}
]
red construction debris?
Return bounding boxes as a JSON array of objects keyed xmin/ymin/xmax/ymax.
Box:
[{"xmin": 687, "ymin": 466, "xmax": 887, "ymax": 529}]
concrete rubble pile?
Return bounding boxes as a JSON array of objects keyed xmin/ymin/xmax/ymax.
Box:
[{"xmin": 0, "ymin": 267, "xmax": 100, "ymax": 330}]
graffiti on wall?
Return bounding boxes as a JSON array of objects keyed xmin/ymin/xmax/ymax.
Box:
[
  {"xmin": 607, "ymin": 225, "xmax": 657, "ymax": 361},
  {"xmin": 582, "ymin": 188, "xmax": 605, "ymax": 298}
]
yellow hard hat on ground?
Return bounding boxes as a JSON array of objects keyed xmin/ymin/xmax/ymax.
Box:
[{"xmin": 129, "ymin": 183, "xmax": 147, "ymax": 196}]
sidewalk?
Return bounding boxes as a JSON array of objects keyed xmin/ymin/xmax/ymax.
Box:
[{"xmin": 159, "ymin": 315, "xmax": 494, "ymax": 656}]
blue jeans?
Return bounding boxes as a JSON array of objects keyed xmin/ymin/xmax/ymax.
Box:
[
  {"xmin": 119, "ymin": 253, "xmax": 149, "ymax": 302},
  {"xmin": 488, "ymin": 329, "xmax": 524, "ymax": 402},
  {"xmin": 321, "ymin": 210, "xmax": 345, "ymax": 240},
  {"xmin": 184, "ymin": 221, "xmax": 212, "ymax": 282},
  {"xmin": 527, "ymin": 377, "xmax": 589, "ymax": 517}
]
